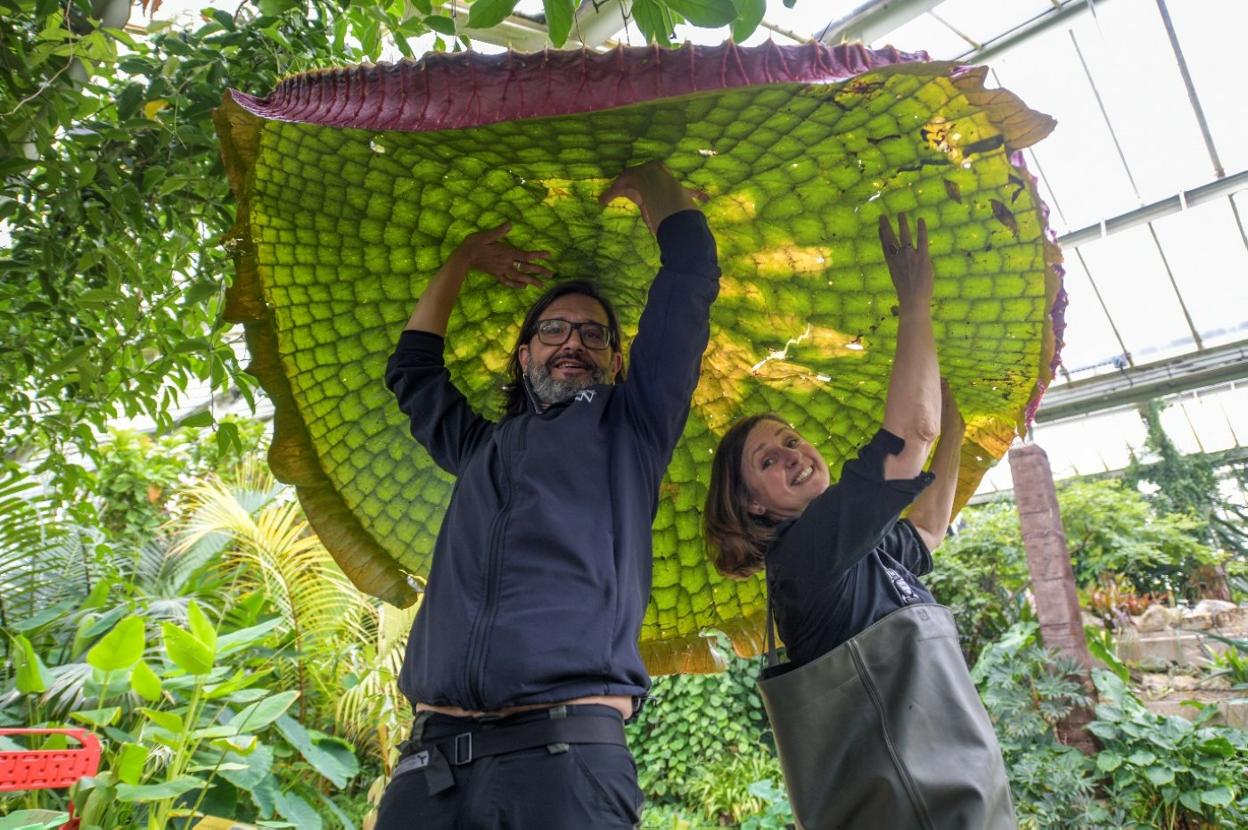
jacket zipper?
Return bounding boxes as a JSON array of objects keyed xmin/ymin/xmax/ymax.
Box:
[{"xmin": 464, "ymin": 415, "xmax": 520, "ymax": 709}]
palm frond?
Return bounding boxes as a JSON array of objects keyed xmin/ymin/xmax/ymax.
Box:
[
  {"xmin": 335, "ymin": 600, "xmax": 418, "ymax": 765},
  {"xmin": 0, "ymin": 467, "xmax": 100, "ymax": 633}
]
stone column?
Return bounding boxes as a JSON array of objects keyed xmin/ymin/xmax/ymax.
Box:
[{"xmin": 1008, "ymin": 442, "xmax": 1098, "ymax": 754}]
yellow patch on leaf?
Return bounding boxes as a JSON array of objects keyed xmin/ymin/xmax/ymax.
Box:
[{"xmin": 738, "ymin": 245, "xmax": 833, "ymax": 277}]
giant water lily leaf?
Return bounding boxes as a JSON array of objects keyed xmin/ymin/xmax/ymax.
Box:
[{"xmin": 214, "ymin": 43, "xmax": 1063, "ymax": 673}]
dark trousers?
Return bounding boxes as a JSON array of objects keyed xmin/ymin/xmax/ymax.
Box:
[{"xmin": 375, "ymin": 704, "xmax": 643, "ymax": 829}]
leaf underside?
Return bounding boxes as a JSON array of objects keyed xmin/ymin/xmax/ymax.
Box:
[{"xmin": 215, "ymin": 43, "xmax": 1063, "ymax": 673}]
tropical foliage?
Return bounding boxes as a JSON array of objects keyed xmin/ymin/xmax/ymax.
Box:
[
  {"xmin": 928, "ymin": 478, "xmax": 1226, "ymax": 661},
  {"xmin": 0, "ymin": 429, "xmax": 403, "ymax": 828}
]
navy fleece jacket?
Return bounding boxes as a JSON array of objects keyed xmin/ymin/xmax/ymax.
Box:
[{"xmin": 384, "ymin": 210, "xmax": 720, "ymax": 711}]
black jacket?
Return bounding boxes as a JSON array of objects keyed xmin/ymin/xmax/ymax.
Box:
[{"xmin": 385, "ymin": 210, "xmax": 720, "ymax": 711}]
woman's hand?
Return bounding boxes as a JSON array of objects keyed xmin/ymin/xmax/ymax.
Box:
[
  {"xmin": 939, "ymin": 378, "xmax": 966, "ymax": 438},
  {"xmin": 451, "ymin": 223, "xmax": 552, "ymax": 289},
  {"xmin": 878, "ymin": 213, "xmax": 933, "ymax": 314}
]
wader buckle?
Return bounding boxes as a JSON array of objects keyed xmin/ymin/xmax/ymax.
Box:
[{"xmin": 452, "ymin": 732, "xmax": 473, "ymax": 765}]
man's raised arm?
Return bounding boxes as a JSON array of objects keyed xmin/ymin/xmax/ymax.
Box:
[
  {"xmin": 387, "ymin": 227, "xmax": 551, "ymax": 473},
  {"xmin": 601, "ymin": 162, "xmax": 721, "ymax": 453}
]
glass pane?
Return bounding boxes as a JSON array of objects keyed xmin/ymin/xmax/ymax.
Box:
[
  {"xmin": 1057, "ymin": 1, "xmax": 1216, "ymax": 202},
  {"xmin": 1032, "ymin": 408, "xmax": 1149, "ymax": 476},
  {"xmin": 1151, "ymin": 199, "xmax": 1248, "ymax": 348},
  {"xmin": 1077, "ymin": 225, "xmax": 1197, "ymax": 364},
  {"xmin": 1165, "ymin": 2, "xmax": 1248, "ymax": 175},
  {"xmin": 989, "ymin": 28, "xmax": 1141, "ymax": 234},
  {"xmin": 925, "ymin": 0, "xmax": 1055, "ymax": 55},
  {"xmin": 868, "ymin": 13, "xmax": 969, "ymax": 58},
  {"xmin": 1175, "ymin": 394, "xmax": 1236, "ymax": 453},
  {"xmin": 1053, "ymin": 252, "xmax": 1129, "ymax": 379}
]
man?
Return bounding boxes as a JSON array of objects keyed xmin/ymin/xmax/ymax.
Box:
[{"xmin": 377, "ymin": 162, "xmax": 720, "ymax": 828}]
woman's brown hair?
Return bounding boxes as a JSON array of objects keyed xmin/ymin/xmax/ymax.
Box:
[{"xmin": 703, "ymin": 412, "xmax": 789, "ymax": 579}]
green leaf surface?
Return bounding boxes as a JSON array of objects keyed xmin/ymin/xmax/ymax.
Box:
[
  {"xmin": 1144, "ymin": 765, "xmax": 1175, "ymax": 786},
  {"xmin": 424, "ymin": 15, "xmax": 456, "ymax": 35},
  {"xmin": 114, "ymin": 742, "xmax": 149, "ymax": 785},
  {"xmin": 70, "ymin": 707, "xmax": 121, "ymax": 727},
  {"xmin": 275, "ymin": 714, "xmax": 358, "ymax": 788},
  {"xmin": 87, "ymin": 615, "xmax": 146, "ymax": 671},
  {"xmin": 1096, "ymin": 751, "xmax": 1122, "ymax": 772},
  {"xmin": 186, "ymin": 600, "xmax": 219, "ymax": 651},
  {"xmin": 543, "ymin": 0, "xmax": 575, "ymax": 47},
  {"xmin": 466, "ymin": 0, "xmax": 518, "ymax": 30},
  {"xmin": 631, "ymin": 0, "xmax": 670, "ymax": 44},
  {"xmin": 0, "ymin": 812, "xmax": 71, "ymax": 830},
  {"xmin": 1199, "ymin": 786, "xmax": 1234, "ymax": 807},
  {"xmin": 219, "ymin": 743, "xmax": 275, "ymax": 790},
  {"xmin": 216, "ymin": 617, "xmax": 283, "ymax": 656},
  {"xmin": 11, "ymin": 634, "xmax": 52, "ymax": 693},
  {"xmin": 729, "ymin": 0, "xmax": 765, "ymax": 42},
  {"xmin": 273, "ymin": 789, "xmax": 322, "ymax": 830},
  {"xmin": 228, "ymin": 689, "xmax": 299, "ymax": 732},
  {"xmin": 138, "ymin": 707, "xmax": 184, "ymax": 734},
  {"xmin": 115, "ymin": 774, "xmax": 205, "ymax": 803},
  {"xmin": 131, "ymin": 660, "xmax": 163, "ymax": 701},
  {"xmin": 162, "ymin": 621, "xmax": 215, "ymax": 675},
  {"xmin": 666, "ymin": 0, "xmax": 737, "ymax": 26}
]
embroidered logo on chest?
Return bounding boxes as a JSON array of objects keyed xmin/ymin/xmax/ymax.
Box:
[{"xmin": 574, "ymin": 389, "xmax": 596, "ymax": 403}]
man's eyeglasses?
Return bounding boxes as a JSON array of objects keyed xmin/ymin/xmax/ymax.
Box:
[{"xmin": 534, "ymin": 318, "xmax": 613, "ymax": 350}]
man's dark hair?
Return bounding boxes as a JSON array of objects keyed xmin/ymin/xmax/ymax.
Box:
[{"xmin": 502, "ymin": 279, "xmax": 625, "ymax": 418}]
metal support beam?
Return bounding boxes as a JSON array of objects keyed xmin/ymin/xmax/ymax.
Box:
[
  {"xmin": 570, "ymin": 0, "xmax": 631, "ymax": 48},
  {"xmin": 816, "ymin": 0, "xmax": 944, "ymax": 46},
  {"xmin": 957, "ymin": 0, "xmax": 1109, "ymax": 63},
  {"xmin": 443, "ymin": 7, "xmax": 552, "ymax": 50},
  {"xmin": 1058, "ymin": 168, "xmax": 1248, "ymax": 249},
  {"xmin": 970, "ymin": 444, "xmax": 1248, "ymax": 505},
  {"xmin": 1035, "ymin": 339, "xmax": 1248, "ymax": 424}
]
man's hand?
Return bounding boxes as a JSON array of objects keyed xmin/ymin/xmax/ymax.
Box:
[
  {"xmin": 599, "ymin": 161, "xmax": 705, "ymax": 235},
  {"xmin": 452, "ymin": 223, "xmax": 552, "ymax": 289},
  {"xmin": 878, "ymin": 213, "xmax": 933, "ymax": 313}
]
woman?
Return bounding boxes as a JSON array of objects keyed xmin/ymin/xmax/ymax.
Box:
[{"xmin": 703, "ymin": 214, "xmax": 1016, "ymax": 830}]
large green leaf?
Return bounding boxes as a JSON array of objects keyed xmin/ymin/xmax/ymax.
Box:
[
  {"xmin": 162, "ymin": 622, "xmax": 215, "ymax": 675},
  {"xmin": 11, "ymin": 634, "xmax": 52, "ymax": 693},
  {"xmin": 115, "ymin": 775, "xmax": 206, "ymax": 803},
  {"xmin": 131, "ymin": 660, "xmax": 163, "ymax": 701},
  {"xmin": 219, "ymin": 742, "xmax": 275, "ymax": 790},
  {"xmin": 275, "ymin": 713, "xmax": 359, "ymax": 788},
  {"xmin": 227, "ymin": 690, "xmax": 300, "ymax": 732},
  {"xmin": 86, "ymin": 615, "xmax": 146, "ymax": 672},
  {"xmin": 0, "ymin": 811, "xmax": 71, "ymax": 830},
  {"xmin": 215, "ymin": 44, "xmax": 1061, "ymax": 672}
]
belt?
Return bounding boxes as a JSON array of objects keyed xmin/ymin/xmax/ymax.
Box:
[{"xmin": 394, "ymin": 706, "xmax": 628, "ymax": 795}]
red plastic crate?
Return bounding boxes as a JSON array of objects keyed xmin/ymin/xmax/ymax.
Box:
[{"xmin": 0, "ymin": 728, "xmax": 101, "ymax": 792}]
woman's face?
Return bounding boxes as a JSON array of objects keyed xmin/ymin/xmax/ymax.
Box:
[{"xmin": 739, "ymin": 419, "xmax": 830, "ymax": 521}]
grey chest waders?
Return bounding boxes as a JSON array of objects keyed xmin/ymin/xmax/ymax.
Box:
[{"xmin": 757, "ymin": 602, "xmax": 1017, "ymax": 830}]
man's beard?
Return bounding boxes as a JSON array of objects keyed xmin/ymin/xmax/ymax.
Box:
[{"xmin": 525, "ymin": 352, "xmax": 609, "ymax": 409}]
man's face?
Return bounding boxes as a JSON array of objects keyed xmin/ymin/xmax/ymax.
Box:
[{"xmin": 518, "ymin": 293, "xmax": 623, "ymax": 407}]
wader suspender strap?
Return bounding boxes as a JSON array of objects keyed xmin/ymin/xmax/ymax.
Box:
[{"xmin": 764, "ymin": 588, "xmax": 780, "ymax": 669}]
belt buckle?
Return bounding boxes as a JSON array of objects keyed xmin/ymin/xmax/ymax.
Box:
[{"xmin": 452, "ymin": 732, "xmax": 473, "ymax": 765}]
